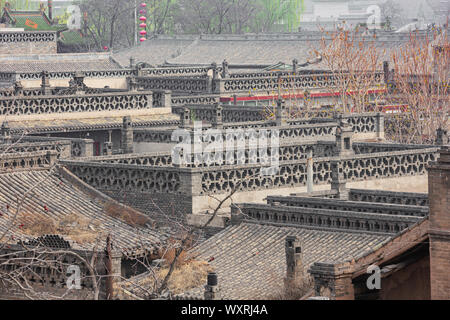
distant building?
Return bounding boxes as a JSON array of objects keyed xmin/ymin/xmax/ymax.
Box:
[{"xmin": 299, "ymin": 0, "xmax": 383, "ymax": 31}]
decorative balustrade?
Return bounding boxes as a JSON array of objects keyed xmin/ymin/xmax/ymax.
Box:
[
  {"xmin": 221, "ymin": 72, "xmax": 384, "ymax": 93},
  {"xmin": 0, "ymin": 31, "xmax": 56, "ymax": 43},
  {"xmin": 0, "ymin": 91, "xmax": 153, "ymax": 117},
  {"xmin": 20, "ymin": 136, "xmax": 94, "ymax": 158},
  {"xmin": 348, "ymin": 189, "xmax": 429, "ymax": 206},
  {"xmin": 135, "ymin": 76, "xmax": 210, "ymax": 94},
  {"xmin": 142, "ymin": 66, "xmax": 219, "ymax": 77},
  {"xmin": 0, "ymin": 150, "xmax": 57, "ymax": 172},
  {"xmin": 199, "ymin": 147, "xmax": 438, "ymax": 194},
  {"xmin": 7, "ymin": 69, "xmax": 136, "ymax": 81},
  {"xmin": 265, "ymin": 195, "xmax": 429, "ymax": 217},
  {"xmin": 61, "ymin": 161, "xmax": 183, "ymax": 194},
  {"xmin": 171, "ymin": 94, "xmax": 220, "ymax": 106},
  {"xmin": 234, "ymin": 203, "xmax": 421, "ymax": 234},
  {"xmin": 228, "ymin": 69, "xmax": 329, "ymax": 79},
  {"xmin": 0, "ymin": 141, "xmax": 71, "ymax": 159},
  {"xmin": 88, "ymin": 152, "xmax": 172, "ymax": 166}
]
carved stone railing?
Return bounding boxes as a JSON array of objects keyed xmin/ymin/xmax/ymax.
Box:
[
  {"xmin": 6, "ymin": 69, "xmax": 136, "ymax": 81},
  {"xmin": 142, "ymin": 66, "xmax": 215, "ymax": 77},
  {"xmin": 0, "ymin": 91, "xmax": 153, "ymax": 117},
  {"xmin": 265, "ymin": 195, "xmax": 429, "ymax": 217},
  {"xmin": 135, "ymin": 76, "xmax": 210, "ymax": 94},
  {"xmin": 233, "ymin": 203, "xmax": 421, "ymax": 234},
  {"xmin": 348, "ymin": 189, "xmax": 429, "ymax": 206},
  {"xmin": 86, "ymin": 152, "xmax": 172, "ymax": 166},
  {"xmin": 20, "ymin": 136, "xmax": 94, "ymax": 158},
  {"xmin": 228, "ymin": 69, "xmax": 329, "ymax": 79},
  {"xmin": 219, "ymin": 72, "xmax": 384, "ymax": 94},
  {"xmin": 172, "ymin": 104, "xmax": 267, "ymax": 123},
  {"xmin": 61, "ymin": 161, "xmax": 184, "ymax": 194},
  {"xmin": 0, "ymin": 72, "xmax": 16, "ymax": 83},
  {"xmin": 0, "ymin": 140, "xmax": 71, "ymax": 159},
  {"xmin": 0, "ymin": 86, "xmax": 110, "ymax": 97},
  {"xmin": 0, "ymin": 150, "xmax": 57, "ymax": 172},
  {"xmin": 352, "ymin": 142, "xmax": 432, "ymax": 154},
  {"xmin": 171, "ymin": 94, "xmax": 220, "ymax": 106},
  {"xmin": 0, "ymin": 31, "xmax": 57, "ymax": 43},
  {"xmin": 199, "ymin": 147, "xmax": 439, "ymax": 194}
]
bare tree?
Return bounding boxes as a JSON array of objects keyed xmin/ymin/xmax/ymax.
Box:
[
  {"xmin": 315, "ymin": 28, "xmax": 385, "ymax": 114},
  {"xmin": 387, "ymin": 30, "xmax": 449, "ymax": 144}
]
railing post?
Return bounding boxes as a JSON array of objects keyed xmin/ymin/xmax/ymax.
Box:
[
  {"xmin": 121, "ymin": 116, "xmax": 134, "ymax": 154},
  {"xmin": 307, "ymin": 148, "xmax": 314, "ymax": 193},
  {"xmin": 375, "ymin": 112, "xmax": 385, "ymax": 140}
]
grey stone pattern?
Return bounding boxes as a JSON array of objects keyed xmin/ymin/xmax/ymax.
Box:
[
  {"xmin": 221, "ymin": 72, "xmax": 384, "ymax": 93},
  {"xmin": 0, "ymin": 92, "xmax": 153, "ymax": 117},
  {"xmin": 63, "ymin": 162, "xmax": 182, "ymax": 194},
  {"xmin": 12, "ymin": 69, "xmax": 136, "ymax": 81},
  {"xmin": 171, "ymin": 94, "xmax": 220, "ymax": 107},
  {"xmin": 135, "ymin": 76, "xmax": 210, "ymax": 94},
  {"xmin": 0, "ymin": 31, "xmax": 56, "ymax": 43},
  {"xmin": 199, "ymin": 148, "xmax": 438, "ymax": 195}
]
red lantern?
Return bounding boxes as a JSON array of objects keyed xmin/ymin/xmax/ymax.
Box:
[
  {"xmin": 139, "ymin": 9, "xmax": 145, "ymax": 14},
  {"xmin": 140, "ymin": 37, "xmax": 146, "ymax": 42},
  {"xmin": 139, "ymin": 16, "xmax": 146, "ymax": 21},
  {"xmin": 139, "ymin": 23, "xmax": 147, "ymax": 28},
  {"xmin": 139, "ymin": 30, "xmax": 147, "ymax": 35},
  {"xmin": 140, "ymin": 2, "xmax": 147, "ymax": 7},
  {"xmin": 103, "ymin": 46, "xmax": 108, "ymax": 51}
]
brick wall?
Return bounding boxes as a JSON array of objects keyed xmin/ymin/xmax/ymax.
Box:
[
  {"xmin": 0, "ymin": 40, "xmax": 57, "ymax": 55},
  {"xmin": 0, "ymin": 31, "xmax": 57, "ymax": 55},
  {"xmin": 428, "ymin": 146, "xmax": 450, "ymax": 300}
]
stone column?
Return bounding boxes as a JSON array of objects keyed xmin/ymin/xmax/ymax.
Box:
[
  {"xmin": 204, "ymin": 272, "xmax": 221, "ymax": 300},
  {"xmin": 275, "ymin": 98, "xmax": 287, "ymax": 126},
  {"xmin": 129, "ymin": 57, "xmax": 135, "ymax": 69},
  {"xmin": 160, "ymin": 90, "xmax": 172, "ymax": 108},
  {"xmin": 121, "ymin": 116, "xmax": 134, "ymax": 154},
  {"xmin": 41, "ymin": 71, "xmax": 51, "ymax": 95},
  {"xmin": 331, "ymin": 159, "xmax": 348, "ymax": 200},
  {"xmin": 180, "ymin": 108, "xmax": 191, "ymax": 129},
  {"xmin": 334, "ymin": 115, "xmax": 354, "ymax": 157},
  {"xmin": 292, "ymin": 59, "xmax": 298, "ymax": 74},
  {"xmin": 375, "ymin": 112, "xmax": 385, "ymax": 140},
  {"xmin": 127, "ymin": 77, "xmax": 138, "ymax": 92},
  {"xmin": 436, "ymin": 127, "xmax": 448, "ymax": 146},
  {"xmin": 212, "ymin": 103, "xmax": 223, "ymax": 128},
  {"xmin": 306, "ymin": 148, "xmax": 314, "ymax": 193},
  {"xmin": 221, "ymin": 59, "xmax": 229, "ymax": 78},
  {"xmin": 1, "ymin": 121, "xmax": 11, "ymax": 144},
  {"xmin": 104, "ymin": 130, "xmax": 113, "ymax": 155}
]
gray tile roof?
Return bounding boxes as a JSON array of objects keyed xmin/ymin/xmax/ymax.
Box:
[
  {"xmin": 190, "ymin": 221, "xmax": 390, "ymax": 299},
  {"xmin": 113, "ymin": 39, "xmax": 194, "ymax": 67},
  {"xmin": 0, "ymin": 53, "xmax": 122, "ymax": 73},
  {"xmin": 0, "ymin": 59, "xmax": 120, "ymax": 73},
  {"xmin": 0, "ymin": 168, "xmax": 167, "ymax": 255}
]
